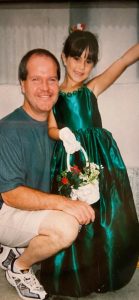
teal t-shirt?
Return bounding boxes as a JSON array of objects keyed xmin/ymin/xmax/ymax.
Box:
[{"xmin": 0, "ymin": 107, "xmax": 54, "ymax": 199}]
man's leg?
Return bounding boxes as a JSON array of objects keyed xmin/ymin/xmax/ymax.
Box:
[
  {"xmin": 15, "ymin": 210, "xmax": 79, "ymax": 269},
  {"xmin": 6, "ymin": 210, "xmax": 79, "ymax": 300}
]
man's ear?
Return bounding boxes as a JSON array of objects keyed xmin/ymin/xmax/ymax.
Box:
[
  {"xmin": 20, "ymin": 81, "xmax": 25, "ymax": 94},
  {"xmin": 61, "ymin": 53, "xmax": 67, "ymax": 66}
]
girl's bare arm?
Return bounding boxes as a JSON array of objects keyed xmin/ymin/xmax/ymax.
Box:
[
  {"xmin": 87, "ymin": 43, "xmax": 139, "ymax": 97},
  {"xmin": 48, "ymin": 110, "xmax": 60, "ymax": 140}
]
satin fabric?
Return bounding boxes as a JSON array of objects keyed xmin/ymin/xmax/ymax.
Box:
[{"xmin": 41, "ymin": 86, "xmax": 139, "ymax": 297}]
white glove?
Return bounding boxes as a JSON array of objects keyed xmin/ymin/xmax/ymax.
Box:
[{"xmin": 59, "ymin": 127, "xmax": 81, "ymax": 154}]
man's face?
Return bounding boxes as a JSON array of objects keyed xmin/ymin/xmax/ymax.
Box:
[{"xmin": 21, "ymin": 54, "xmax": 59, "ymax": 121}]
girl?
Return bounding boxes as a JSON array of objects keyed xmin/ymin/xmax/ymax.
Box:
[{"xmin": 41, "ymin": 29, "xmax": 139, "ymax": 297}]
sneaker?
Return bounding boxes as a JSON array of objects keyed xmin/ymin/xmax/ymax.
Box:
[
  {"xmin": 0, "ymin": 245, "xmax": 24, "ymax": 270},
  {"xmin": 6, "ymin": 262, "xmax": 48, "ymax": 300}
]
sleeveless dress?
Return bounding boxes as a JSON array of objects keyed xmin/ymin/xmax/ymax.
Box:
[{"xmin": 41, "ymin": 86, "xmax": 139, "ymax": 297}]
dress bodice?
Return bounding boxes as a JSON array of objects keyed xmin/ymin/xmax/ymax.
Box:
[{"xmin": 53, "ymin": 86, "xmax": 102, "ymax": 132}]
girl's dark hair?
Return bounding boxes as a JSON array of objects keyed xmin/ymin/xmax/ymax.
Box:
[
  {"xmin": 18, "ymin": 48, "xmax": 61, "ymax": 82},
  {"xmin": 63, "ymin": 31, "xmax": 99, "ymax": 66}
]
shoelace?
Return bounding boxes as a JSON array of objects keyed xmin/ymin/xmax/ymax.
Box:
[{"xmin": 23, "ymin": 269, "xmax": 43, "ymax": 290}]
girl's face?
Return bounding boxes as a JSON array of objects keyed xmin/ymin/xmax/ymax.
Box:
[{"xmin": 62, "ymin": 48, "xmax": 94, "ymax": 84}]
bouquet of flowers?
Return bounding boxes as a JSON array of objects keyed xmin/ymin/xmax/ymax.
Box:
[{"xmin": 57, "ymin": 147, "xmax": 102, "ymax": 205}]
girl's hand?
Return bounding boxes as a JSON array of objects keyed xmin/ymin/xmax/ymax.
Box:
[{"xmin": 59, "ymin": 127, "xmax": 81, "ymax": 154}]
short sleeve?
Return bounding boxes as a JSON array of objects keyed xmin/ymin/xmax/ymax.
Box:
[{"xmin": 0, "ymin": 133, "xmax": 25, "ymax": 192}]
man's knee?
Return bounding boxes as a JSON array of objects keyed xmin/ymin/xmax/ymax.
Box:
[
  {"xmin": 60, "ymin": 214, "xmax": 79, "ymax": 247},
  {"xmin": 38, "ymin": 211, "xmax": 79, "ymax": 248}
]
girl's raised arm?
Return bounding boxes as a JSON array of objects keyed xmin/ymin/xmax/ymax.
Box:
[{"xmin": 87, "ymin": 43, "xmax": 139, "ymax": 97}]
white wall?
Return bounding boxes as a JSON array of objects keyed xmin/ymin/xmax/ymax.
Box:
[
  {"xmin": 99, "ymin": 83, "xmax": 139, "ymax": 168},
  {"xmin": 0, "ymin": 84, "xmax": 23, "ymax": 117}
]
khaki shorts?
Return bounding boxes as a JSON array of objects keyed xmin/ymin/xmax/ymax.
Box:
[{"xmin": 0, "ymin": 203, "xmax": 52, "ymax": 247}]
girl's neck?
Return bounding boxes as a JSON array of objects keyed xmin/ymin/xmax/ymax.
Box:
[{"xmin": 60, "ymin": 78, "xmax": 84, "ymax": 93}]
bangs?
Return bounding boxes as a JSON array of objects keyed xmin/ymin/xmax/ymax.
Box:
[{"xmin": 69, "ymin": 39, "xmax": 97, "ymax": 63}]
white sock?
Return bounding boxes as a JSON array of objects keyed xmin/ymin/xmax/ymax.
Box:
[{"xmin": 12, "ymin": 260, "xmax": 29, "ymax": 274}]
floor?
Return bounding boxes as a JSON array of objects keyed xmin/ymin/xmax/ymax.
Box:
[{"xmin": 0, "ymin": 266, "xmax": 139, "ymax": 300}]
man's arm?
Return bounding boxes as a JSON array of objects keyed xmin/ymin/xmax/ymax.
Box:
[{"xmin": 1, "ymin": 186, "xmax": 95, "ymax": 225}]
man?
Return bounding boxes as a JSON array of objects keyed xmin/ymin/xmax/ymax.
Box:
[{"xmin": 0, "ymin": 49, "xmax": 95, "ymax": 300}]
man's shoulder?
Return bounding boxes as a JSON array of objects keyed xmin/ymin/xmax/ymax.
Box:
[
  {"xmin": 0, "ymin": 107, "xmax": 24, "ymax": 135},
  {"xmin": 0, "ymin": 107, "xmax": 21, "ymax": 123}
]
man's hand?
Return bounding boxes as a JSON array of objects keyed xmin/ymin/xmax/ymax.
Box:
[{"xmin": 60, "ymin": 197, "xmax": 95, "ymax": 225}]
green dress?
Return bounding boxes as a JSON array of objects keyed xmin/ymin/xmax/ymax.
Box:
[{"xmin": 41, "ymin": 86, "xmax": 139, "ymax": 297}]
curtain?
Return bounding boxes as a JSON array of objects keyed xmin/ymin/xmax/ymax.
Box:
[{"xmin": 0, "ymin": 4, "xmax": 70, "ymax": 84}]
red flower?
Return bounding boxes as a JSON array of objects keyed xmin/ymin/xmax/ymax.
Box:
[
  {"xmin": 61, "ymin": 177, "xmax": 69, "ymax": 185},
  {"xmin": 70, "ymin": 165, "xmax": 81, "ymax": 174}
]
